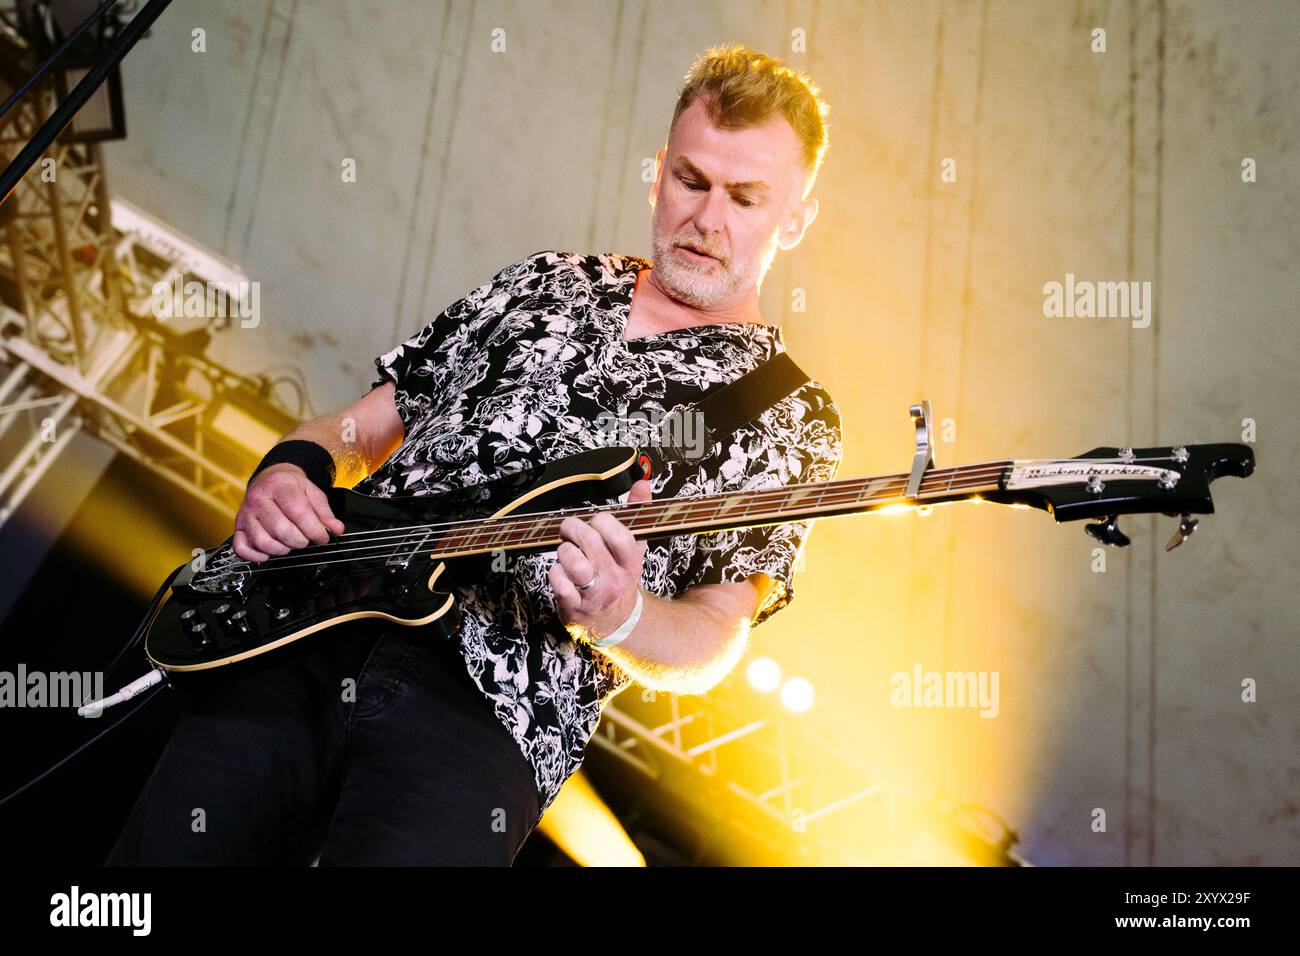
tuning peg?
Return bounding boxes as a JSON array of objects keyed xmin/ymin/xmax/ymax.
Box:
[
  {"xmin": 1085, "ymin": 515, "xmax": 1130, "ymax": 548},
  {"xmin": 1163, "ymin": 513, "xmax": 1199, "ymax": 552}
]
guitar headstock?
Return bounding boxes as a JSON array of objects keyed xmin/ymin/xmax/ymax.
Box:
[{"xmin": 986, "ymin": 443, "xmax": 1255, "ymax": 549}]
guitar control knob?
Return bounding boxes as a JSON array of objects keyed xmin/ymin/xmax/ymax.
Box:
[
  {"xmin": 229, "ymin": 609, "xmax": 253, "ymax": 636},
  {"xmin": 181, "ymin": 609, "xmax": 212, "ymax": 646},
  {"xmin": 1084, "ymin": 514, "xmax": 1130, "ymax": 548}
]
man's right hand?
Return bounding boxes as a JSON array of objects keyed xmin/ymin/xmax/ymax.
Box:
[{"xmin": 232, "ymin": 463, "xmax": 346, "ymax": 562}]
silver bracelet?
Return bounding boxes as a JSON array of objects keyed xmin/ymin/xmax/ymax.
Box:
[{"xmin": 591, "ymin": 590, "xmax": 644, "ymax": 649}]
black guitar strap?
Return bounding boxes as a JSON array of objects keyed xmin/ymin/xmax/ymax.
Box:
[{"xmin": 648, "ymin": 350, "xmax": 811, "ymax": 470}]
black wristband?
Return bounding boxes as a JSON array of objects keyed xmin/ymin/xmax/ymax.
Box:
[{"xmin": 248, "ymin": 440, "xmax": 336, "ymax": 494}]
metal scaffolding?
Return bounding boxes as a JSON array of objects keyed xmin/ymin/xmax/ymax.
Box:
[
  {"xmin": 592, "ymin": 686, "xmax": 1027, "ymax": 865},
  {"xmin": 0, "ymin": 64, "xmax": 295, "ymax": 528}
]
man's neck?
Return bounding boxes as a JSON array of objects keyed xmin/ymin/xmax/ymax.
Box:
[{"xmin": 625, "ymin": 266, "xmax": 766, "ymax": 341}]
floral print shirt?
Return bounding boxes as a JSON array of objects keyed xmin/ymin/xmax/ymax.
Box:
[{"xmin": 353, "ymin": 250, "xmax": 842, "ymax": 815}]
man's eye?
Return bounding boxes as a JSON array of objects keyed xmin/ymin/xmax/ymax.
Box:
[{"xmin": 680, "ymin": 176, "xmax": 754, "ymax": 207}]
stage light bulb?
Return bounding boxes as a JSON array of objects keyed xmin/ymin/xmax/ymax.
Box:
[
  {"xmin": 781, "ymin": 677, "xmax": 815, "ymax": 713},
  {"xmin": 747, "ymin": 656, "xmax": 781, "ymax": 692}
]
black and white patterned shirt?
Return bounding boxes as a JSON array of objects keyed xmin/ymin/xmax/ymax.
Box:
[{"xmin": 353, "ymin": 250, "xmax": 842, "ymax": 815}]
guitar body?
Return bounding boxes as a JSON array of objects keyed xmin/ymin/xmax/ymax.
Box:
[{"xmin": 145, "ymin": 445, "xmax": 647, "ymax": 673}]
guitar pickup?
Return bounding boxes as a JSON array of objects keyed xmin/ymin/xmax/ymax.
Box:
[{"xmin": 386, "ymin": 530, "xmax": 434, "ymax": 569}]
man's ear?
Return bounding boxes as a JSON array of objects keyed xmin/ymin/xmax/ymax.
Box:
[
  {"xmin": 648, "ymin": 147, "xmax": 667, "ymax": 208},
  {"xmin": 777, "ymin": 196, "xmax": 819, "ymax": 251}
]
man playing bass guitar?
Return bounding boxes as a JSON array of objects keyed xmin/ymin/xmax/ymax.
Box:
[{"xmin": 107, "ymin": 44, "xmax": 842, "ymax": 866}]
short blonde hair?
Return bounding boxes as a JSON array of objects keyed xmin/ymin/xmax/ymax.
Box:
[{"xmin": 670, "ymin": 43, "xmax": 831, "ymax": 199}]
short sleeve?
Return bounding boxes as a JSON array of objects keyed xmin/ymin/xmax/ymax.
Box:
[
  {"xmin": 679, "ymin": 386, "xmax": 843, "ymax": 629},
  {"xmin": 369, "ymin": 251, "xmax": 548, "ymax": 436}
]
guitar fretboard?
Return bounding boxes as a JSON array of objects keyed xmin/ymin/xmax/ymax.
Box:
[{"xmin": 430, "ymin": 460, "xmax": 1012, "ymax": 559}]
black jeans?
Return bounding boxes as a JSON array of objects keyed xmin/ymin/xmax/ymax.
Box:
[{"xmin": 104, "ymin": 619, "xmax": 541, "ymax": 866}]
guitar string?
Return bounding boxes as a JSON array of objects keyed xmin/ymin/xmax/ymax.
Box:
[
  {"xmin": 198, "ymin": 454, "xmax": 1178, "ymax": 580},
  {"xmin": 197, "ymin": 454, "xmax": 1182, "ymax": 580},
  {"xmin": 198, "ymin": 471, "xmax": 1009, "ymax": 580},
  {"xmin": 202, "ymin": 464, "xmax": 1007, "ymax": 575},
  {"xmin": 262, "ymin": 453, "xmax": 1178, "ymax": 546},
  {"xmin": 325, "ymin": 454, "xmax": 1165, "ymax": 539},
  {"xmin": 204, "ymin": 453, "xmax": 1171, "ymax": 562},
  {"xmin": 200, "ymin": 478, "xmax": 1005, "ymax": 579}
]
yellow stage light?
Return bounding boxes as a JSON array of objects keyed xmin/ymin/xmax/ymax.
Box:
[
  {"xmin": 536, "ymin": 770, "xmax": 646, "ymax": 867},
  {"xmin": 781, "ymin": 677, "xmax": 815, "ymax": 713},
  {"xmin": 747, "ymin": 656, "xmax": 782, "ymax": 692}
]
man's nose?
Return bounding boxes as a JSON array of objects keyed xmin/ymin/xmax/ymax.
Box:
[{"xmin": 692, "ymin": 186, "xmax": 729, "ymax": 239}]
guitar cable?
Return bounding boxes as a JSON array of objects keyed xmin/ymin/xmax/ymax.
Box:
[{"xmin": 0, "ymin": 564, "xmax": 182, "ymax": 810}]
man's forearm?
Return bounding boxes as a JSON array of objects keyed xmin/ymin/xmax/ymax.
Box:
[
  {"xmin": 587, "ymin": 590, "xmax": 750, "ymax": 695},
  {"xmin": 278, "ymin": 414, "xmax": 372, "ymax": 488}
]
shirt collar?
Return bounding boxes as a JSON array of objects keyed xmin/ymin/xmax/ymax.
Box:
[{"xmin": 611, "ymin": 253, "xmax": 785, "ymax": 352}]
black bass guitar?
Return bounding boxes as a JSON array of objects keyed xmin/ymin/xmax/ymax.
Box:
[{"xmin": 142, "ymin": 411, "xmax": 1255, "ymax": 673}]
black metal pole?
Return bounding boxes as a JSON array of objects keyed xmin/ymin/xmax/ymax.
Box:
[
  {"xmin": 0, "ymin": 0, "xmax": 121, "ymax": 121},
  {"xmin": 0, "ymin": 0, "xmax": 173, "ymax": 206}
]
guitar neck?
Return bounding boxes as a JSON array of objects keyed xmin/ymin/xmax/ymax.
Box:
[{"xmin": 431, "ymin": 460, "xmax": 1013, "ymax": 560}]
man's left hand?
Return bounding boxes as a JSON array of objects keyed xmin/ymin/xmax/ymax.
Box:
[{"xmin": 549, "ymin": 479, "xmax": 653, "ymax": 641}]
